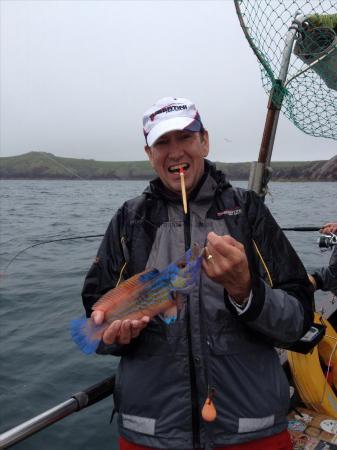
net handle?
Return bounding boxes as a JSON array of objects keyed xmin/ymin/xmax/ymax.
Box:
[{"xmin": 235, "ymin": 1, "xmax": 303, "ymax": 196}]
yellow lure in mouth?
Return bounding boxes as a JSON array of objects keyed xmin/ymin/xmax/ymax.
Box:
[{"xmin": 179, "ymin": 167, "xmax": 188, "ymax": 215}]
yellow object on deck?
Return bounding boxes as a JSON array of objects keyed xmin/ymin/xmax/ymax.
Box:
[{"xmin": 288, "ymin": 313, "xmax": 337, "ymax": 418}]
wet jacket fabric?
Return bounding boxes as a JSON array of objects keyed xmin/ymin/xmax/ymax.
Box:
[
  {"xmin": 82, "ymin": 161, "xmax": 314, "ymax": 449},
  {"xmin": 312, "ymin": 245, "xmax": 337, "ymax": 296}
]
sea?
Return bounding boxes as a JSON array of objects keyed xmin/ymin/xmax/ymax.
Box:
[{"xmin": 0, "ymin": 179, "xmax": 336, "ymax": 450}]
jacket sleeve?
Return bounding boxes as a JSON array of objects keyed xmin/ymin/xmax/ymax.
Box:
[
  {"xmin": 311, "ymin": 246, "xmax": 337, "ymax": 295},
  {"xmin": 81, "ymin": 206, "xmax": 137, "ymax": 356},
  {"xmin": 227, "ymin": 191, "xmax": 314, "ymax": 347}
]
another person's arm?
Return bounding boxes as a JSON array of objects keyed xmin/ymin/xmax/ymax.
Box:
[
  {"xmin": 320, "ymin": 222, "xmax": 337, "ymax": 235},
  {"xmin": 309, "ymin": 222, "xmax": 337, "ymax": 294}
]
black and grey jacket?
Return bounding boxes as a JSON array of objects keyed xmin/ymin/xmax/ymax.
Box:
[
  {"xmin": 312, "ymin": 245, "xmax": 337, "ymax": 296},
  {"xmin": 82, "ymin": 161, "xmax": 314, "ymax": 449}
]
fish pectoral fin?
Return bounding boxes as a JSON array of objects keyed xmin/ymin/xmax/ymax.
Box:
[
  {"xmin": 163, "ymin": 315, "xmax": 177, "ymax": 325},
  {"xmin": 160, "ymin": 304, "xmax": 177, "ymax": 324}
]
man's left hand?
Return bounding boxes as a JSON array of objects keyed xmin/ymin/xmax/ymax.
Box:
[
  {"xmin": 91, "ymin": 310, "xmax": 150, "ymax": 345},
  {"xmin": 202, "ymin": 232, "xmax": 252, "ymax": 304}
]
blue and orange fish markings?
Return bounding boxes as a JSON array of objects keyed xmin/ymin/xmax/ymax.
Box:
[{"xmin": 71, "ymin": 244, "xmax": 203, "ymax": 354}]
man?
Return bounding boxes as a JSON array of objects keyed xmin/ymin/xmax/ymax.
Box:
[
  {"xmin": 309, "ymin": 222, "xmax": 337, "ymax": 296},
  {"xmin": 82, "ymin": 97, "xmax": 314, "ymax": 450}
]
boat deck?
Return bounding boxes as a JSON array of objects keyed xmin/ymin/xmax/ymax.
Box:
[{"xmin": 288, "ymin": 407, "xmax": 337, "ymax": 449}]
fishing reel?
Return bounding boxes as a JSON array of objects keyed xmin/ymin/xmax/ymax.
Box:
[{"xmin": 318, "ymin": 233, "xmax": 337, "ymax": 249}]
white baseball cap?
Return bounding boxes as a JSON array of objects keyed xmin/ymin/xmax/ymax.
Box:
[{"xmin": 143, "ymin": 97, "xmax": 204, "ymax": 146}]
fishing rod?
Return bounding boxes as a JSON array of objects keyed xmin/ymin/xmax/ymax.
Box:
[
  {"xmin": 1, "ymin": 226, "xmax": 326, "ymax": 276},
  {"xmin": 281, "ymin": 227, "xmax": 321, "ymax": 231},
  {"xmin": 0, "ymin": 375, "xmax": 115, "ymax": 449}
]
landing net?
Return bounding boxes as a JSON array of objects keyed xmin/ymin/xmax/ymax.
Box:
[{"xmin": 235, "ymin": 0, "xmax": 337, "ymax": 141}]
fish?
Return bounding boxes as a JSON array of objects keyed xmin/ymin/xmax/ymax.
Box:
[{"xmin": 71, "ymin": 244, "xmax": 203, "ymax": 354}]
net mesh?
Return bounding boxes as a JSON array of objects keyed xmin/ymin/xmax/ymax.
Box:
[{"xmin": 235, "ymin": 0, "xmax": 337, "ymax": 140}]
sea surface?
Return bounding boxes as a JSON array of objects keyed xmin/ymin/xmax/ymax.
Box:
[{"xmin": 0, "ymin": 179, "xmax": 336, "ymax": 449}]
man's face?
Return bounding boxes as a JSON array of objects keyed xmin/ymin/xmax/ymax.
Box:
[{"xmin": 145, "ymin": 130, "xmax": 209, "ymax": 195}]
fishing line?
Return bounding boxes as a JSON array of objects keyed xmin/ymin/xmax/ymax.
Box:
[
  {"xmin": 3, "ymin": 153, "xmax": 324, "ymax": 277},
  {"xmin": 1, "ymin": 153, "xmax": 160, "ymax": 276},
  {"xmin": 316, "ymin": 334, "xmax": 337, "ymax": 411},
  {"xmin": 1, "ymin": 199, "xmax": 165, "ymax": 277},
  {"xmin": 2, "ymin": 209, "xmax": 323, "ymax": 277},
  {"xmin": 0, "ymin": 234, "xmax": 104, "ymax": 277},
  {"xmin": 37, "ymin": 152, "xmax": 85, "ymax": 180},
  {"xmin": 320, "ymin": 338, "xmax": 336, "ymax": 399}
]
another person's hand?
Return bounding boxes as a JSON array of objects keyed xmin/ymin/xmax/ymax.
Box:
[
  {"xmin": 320, "ymin": 223, "xmax": 337, "ymax": 235},
  {"xmin": 92, "ymin": 310, "xmax": 150, "ymax": 345},
  {"xmin": 202, "ymin": 232, "xmax": 251, "ymax": 304}
]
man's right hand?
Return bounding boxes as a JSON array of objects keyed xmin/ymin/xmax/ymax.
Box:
[{"xmin": 91, "ymin": 310, "xmax": 150, "ymax": 345}]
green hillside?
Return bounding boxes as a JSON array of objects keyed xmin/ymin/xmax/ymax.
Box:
[
  {"xmin": 0, "ymin": 152, "xmax": 336, "ymax": 180},
  {"xmin": 0, "ymin": 152, "xmax": 154, "ymax": 180}
]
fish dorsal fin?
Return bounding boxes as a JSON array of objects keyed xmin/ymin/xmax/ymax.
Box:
[
  {"xmin": 139, "ymin": 269, "xmax": 160, "ymax": 282},
  {"xmin": 93, "ymin": 268, "xmax": 159, "ymax": 312}
]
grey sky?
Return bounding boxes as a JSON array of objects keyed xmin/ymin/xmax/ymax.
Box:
[{"xmin": 1, "ymin": 0, "xmax": 336, "ymax": 163}]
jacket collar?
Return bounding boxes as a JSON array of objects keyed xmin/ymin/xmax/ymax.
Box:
[{"xmin": 145, "ymin": 160, "xmax": 231, "ymax": 203}]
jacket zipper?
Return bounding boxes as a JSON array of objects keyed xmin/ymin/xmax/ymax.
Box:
[{"xmin": 184, "ymin": 210, "xmax": 200, "ymax": 449}]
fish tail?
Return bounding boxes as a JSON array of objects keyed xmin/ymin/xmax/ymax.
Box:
[{"xmin": 71, "ymin": 317, "xmax": 106, "ymax": 354}]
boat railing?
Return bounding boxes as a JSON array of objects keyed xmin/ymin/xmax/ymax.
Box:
[{"xmin": 0, "ymin": 375, "xmax": 115, "ymax": 449}]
